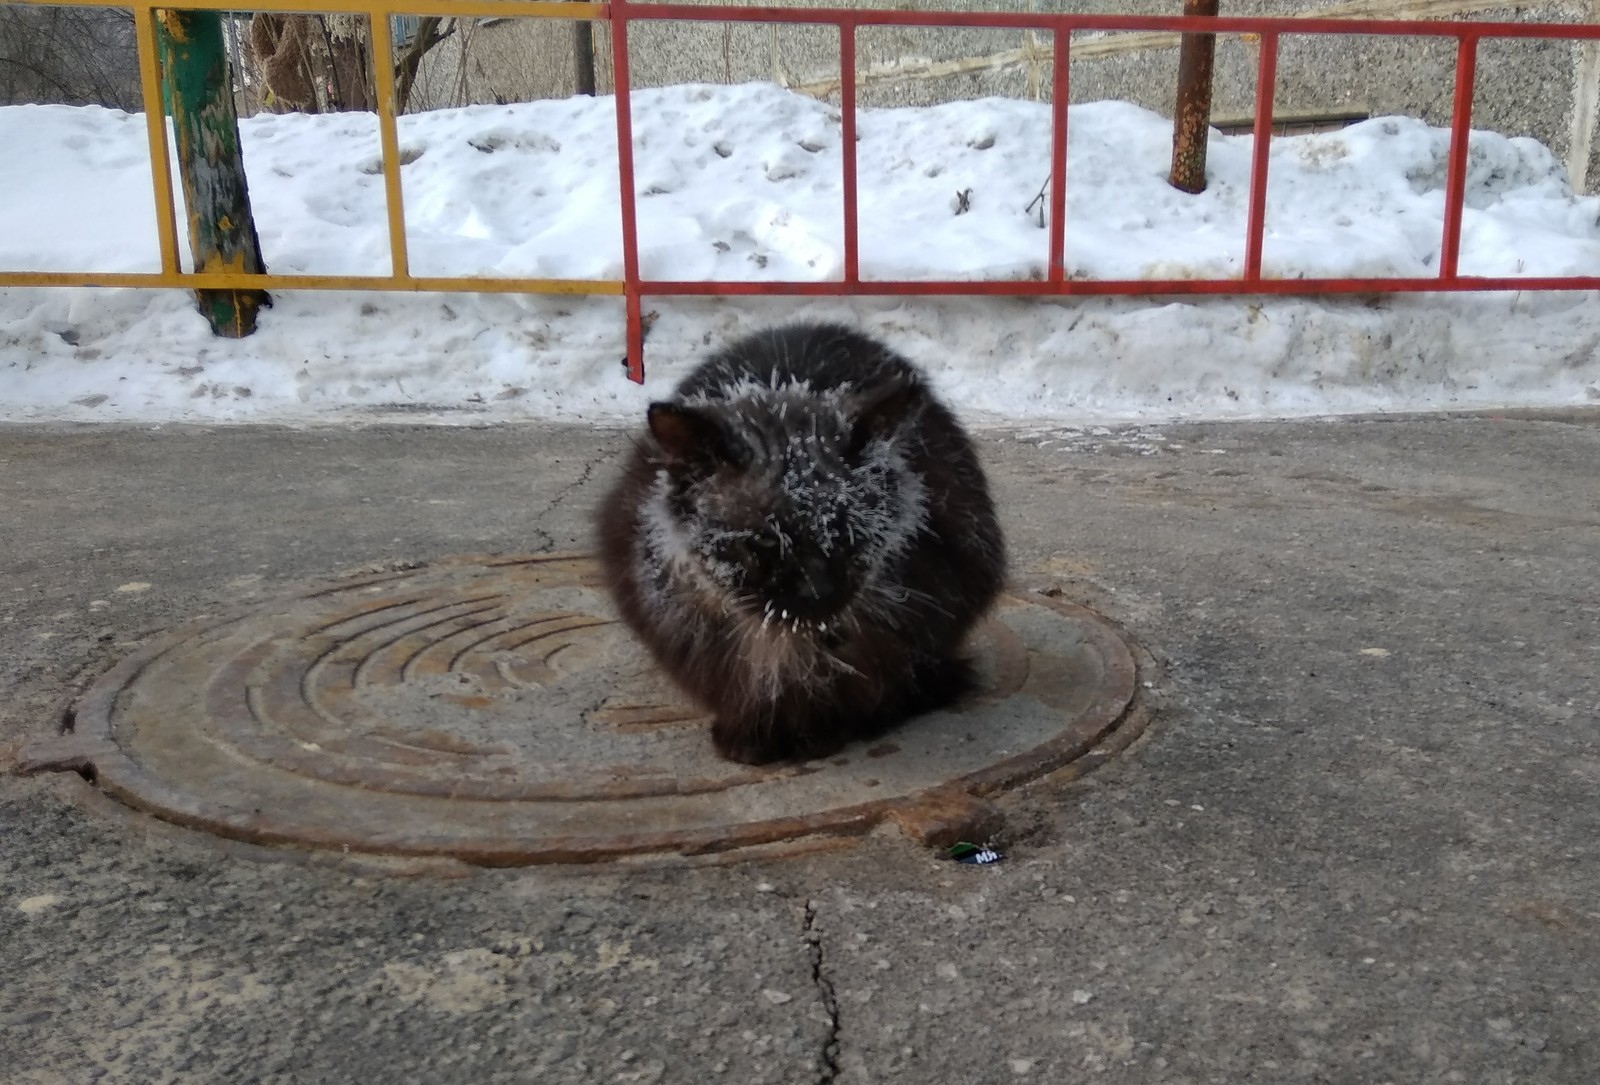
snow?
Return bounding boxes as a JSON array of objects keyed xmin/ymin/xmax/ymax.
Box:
[{"xmin": 2, "ymin": 82, "xmax": 1599, "ymax": 425}]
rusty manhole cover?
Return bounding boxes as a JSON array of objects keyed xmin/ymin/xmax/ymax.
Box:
[{"xmin": 23, "ymin": 554, "xmax": 1147, "ymax": 864}]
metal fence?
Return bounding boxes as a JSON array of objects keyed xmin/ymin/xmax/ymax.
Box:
[{"xmin": 4, "ymin": 1, "xmax": 1600, "ymax": 381}]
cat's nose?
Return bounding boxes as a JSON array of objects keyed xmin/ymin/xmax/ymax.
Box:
[{"xmin": 797, "ymin": 557, "xmax": 839, "ymax": 606}]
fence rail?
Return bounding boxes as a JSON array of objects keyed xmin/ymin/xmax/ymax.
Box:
[{"xmin": 5, "ymin": 0, "xmax": 1600, "ymax": 381}]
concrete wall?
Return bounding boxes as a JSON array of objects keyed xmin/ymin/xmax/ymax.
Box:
[{"xmin": 411, "ymin": 0, "xmax": 1600, "ymax": 192}]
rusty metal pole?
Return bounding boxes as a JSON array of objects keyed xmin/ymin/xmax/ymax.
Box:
[{"xmin": 1169, "ymin": 0, "xmax": 1220, "ymax": 194}]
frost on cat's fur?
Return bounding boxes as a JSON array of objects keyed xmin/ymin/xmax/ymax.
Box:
[{"xmin": 596, "ymin": 322, "xmax": 1005, "ymax": 765}]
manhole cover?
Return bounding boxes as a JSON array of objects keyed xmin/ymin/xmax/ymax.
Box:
[{"xmin": 23, "ymin": 554, "xmax": 1147, "ymax": 864}]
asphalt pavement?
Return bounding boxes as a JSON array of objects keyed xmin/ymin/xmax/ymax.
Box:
[{"xmin": 2, "ymin": 411, "xmax": 1598, "ymax": 1084}]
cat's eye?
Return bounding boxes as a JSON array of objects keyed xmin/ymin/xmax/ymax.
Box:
[{"xmin": 750, "ymin": 535, "xmax": 779, "ymax": 551}]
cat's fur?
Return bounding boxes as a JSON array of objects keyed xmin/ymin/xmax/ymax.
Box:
[{"xmin": 595, "ymin": 322, "xmax": 1005, "ymax": 764}]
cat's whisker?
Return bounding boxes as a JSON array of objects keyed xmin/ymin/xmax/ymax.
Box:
[{"xmin": 870, "ymin": 581, "xmax": 958, "ymax": 621}]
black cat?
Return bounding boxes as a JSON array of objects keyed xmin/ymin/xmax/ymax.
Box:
[{"xmin": 595, "ymin": 323, "xmax": 1005, "ymax": 764}]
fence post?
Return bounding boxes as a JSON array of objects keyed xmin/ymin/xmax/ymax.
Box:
[
  {"xmin": 574, "ymin": 18, "xmax": 597, "ymax": 95},
  {"xmin": 1169, "ymin": 0, "xmax": 1219, "ymax": 194},
  {"xmin": 154, "ymin": 9, "xmax": 270, "ymax": 337}
]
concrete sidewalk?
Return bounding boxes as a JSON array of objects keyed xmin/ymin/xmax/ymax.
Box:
[{"xmin": 2, "ymin": 412, "xmax": 1598, "ymax": 1084}]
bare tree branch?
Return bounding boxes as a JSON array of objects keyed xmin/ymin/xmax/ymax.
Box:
[
  {"xmin": 0, "ymin": 6, "xmax": 140, "ymax": 108},
  {"xmin": 392, "ymin": 16, "xmax": 456, "ymax": 113}
]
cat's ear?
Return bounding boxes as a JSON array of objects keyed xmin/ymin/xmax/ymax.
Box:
[
  {"xmin": 847, "ymin": 379, "xmax": 920, "ymax": 454},
  {"xmin": 648, "ymin": 402, "xmax": 740, "ymax": 467}
]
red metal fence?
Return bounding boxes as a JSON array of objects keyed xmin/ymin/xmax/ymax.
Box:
[{"xmin": 609, "ymin": 5, "xmax": 1600, "ymax": 380}]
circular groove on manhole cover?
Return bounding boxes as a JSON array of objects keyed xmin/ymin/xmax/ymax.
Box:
[{"xmin": 39, "ymin": 554, "xmax": 1146, "ymax": 865}]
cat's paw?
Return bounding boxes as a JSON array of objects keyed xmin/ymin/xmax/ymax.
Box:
[
  {"xmin": 710, "ymin": 717, "xmax": 788, "ymax": 765},
  {"xmin": 711, "ymin": 713, "xmax": 853, "ymax": 765},
  {"xmin": 908, "ymin": 654, "xmax": 979, "ymax": 712}
]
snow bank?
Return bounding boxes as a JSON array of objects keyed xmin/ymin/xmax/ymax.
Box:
[{"xmin": 2, "ymin": 85, "xmax": 1598, "ymax": 424}]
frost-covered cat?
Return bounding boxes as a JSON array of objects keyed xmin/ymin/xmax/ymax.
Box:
[{"xmin": 596, "ymin": 323, "xmax": 1005, "ymax": 764}]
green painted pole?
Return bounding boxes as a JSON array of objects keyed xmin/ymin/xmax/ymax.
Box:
[{"xmin": 154, "ymin": 9, "xmax": 269, "ymax": 337}]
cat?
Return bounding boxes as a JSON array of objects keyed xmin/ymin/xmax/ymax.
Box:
[{"xmin": 595, "ymin": 322, "xmax": 1005, "ymax": 765}]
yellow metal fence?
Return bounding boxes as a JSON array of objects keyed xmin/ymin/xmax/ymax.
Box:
[{"xmin": 0, "ymin": 0, "xmax": 619, "ymax": 297}]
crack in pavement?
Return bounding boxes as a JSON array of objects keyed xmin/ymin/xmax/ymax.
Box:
[
  {"xmin": 804, "ymin": 899, "xmax": 842, "ymax": 1084},
  {"xmin": 526, "ymin": 454, "xmax": 606, "ymax": 545},
  {"xmin": 525, "ymin": 526, "xmax": 556, "ymax": 552}
]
